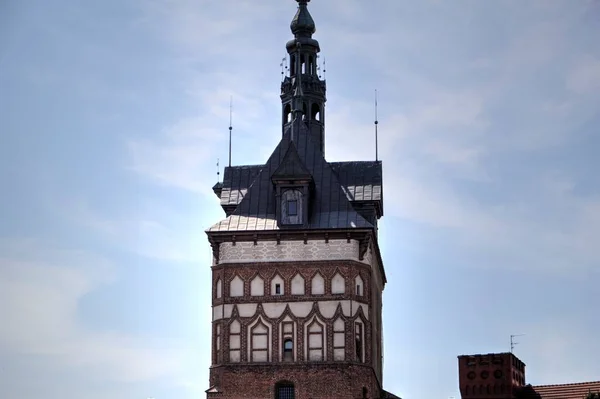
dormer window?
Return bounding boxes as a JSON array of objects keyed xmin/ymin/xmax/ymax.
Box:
[
  {"xmin": 281, "ymin": 189, "xmax": 303, "ymax": 225},
  {"xmin": 287, "ymin": 200, "xmax": 298, "ymax": 216}
]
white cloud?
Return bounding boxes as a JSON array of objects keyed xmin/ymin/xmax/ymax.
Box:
[{"xmin": 0, "ymin": 239, "xmax": 192, "ymax": 386}]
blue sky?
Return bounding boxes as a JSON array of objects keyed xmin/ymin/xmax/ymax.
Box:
[{"xmin": 1, "ymin": 0, "xmax": 599, "ymax": 398}]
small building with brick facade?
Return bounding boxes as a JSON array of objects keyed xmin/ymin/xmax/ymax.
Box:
[
  {"xmin": 205, "ymin": 1, "xmax": 400, "ymax": 398},
  {"xmin": 457, "ymin": 352, "xmax": 600, "ymax": 399}
]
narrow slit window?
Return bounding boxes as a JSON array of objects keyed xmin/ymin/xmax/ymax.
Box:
[{"xmin": 275, "ymin": 283, "xmax": 281, "ymax": 295}]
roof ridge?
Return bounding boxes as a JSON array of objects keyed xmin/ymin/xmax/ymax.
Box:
[{"xmin": 534, "ymin": 381, "xmax": 600, "ymax": 388}]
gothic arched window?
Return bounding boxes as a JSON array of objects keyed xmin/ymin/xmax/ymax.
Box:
[
  {"xmin": 333, "ymin": 318, "xmax": 345, "ymax": 361},
  {"xmin": 355, "ymin": 322, "xmax": 364, "ymax": 362}
]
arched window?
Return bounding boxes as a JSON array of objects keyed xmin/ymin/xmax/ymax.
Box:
[
  {"xmin": 275, "ymin": 381, "xmax": 295, "ymax": 399},
  {"xmin": 309, "ymin": 56, "xmax": 314, "ymax": 75},
  {"xmin": 487, "ymin": 385, "xmax": 491, "ymax": 394},
  {"xmin": 283, "ymin": 339, "xmax": 293, "ymax": 362},
  {"xmin": 311, "ymin": 103, "xmax": 321, "ymax": 121},
  {"xmin": 284, "ymin": 103, "xmax": 292, "ymax": 124},
  {"xmin": 362, "ymin": 387, "xmax": 368, "ymax": 399},
  {"xmin": 290, "ymin": 55, "xmax": 296, "ymax": 76},
  {"xmin": 501, "ymin": 384, "xmax": 506, "ymax": 394},
  {"xmin": 479, "ymin": 385, "xmax": 484, "ymax": 394},
  {"xmin": 307, "ymin": 319, "xmax": 324, "ymax": 361},
  {"xmin": 250, "ymin": 320, "xmax": 269, "ymax": 362}
]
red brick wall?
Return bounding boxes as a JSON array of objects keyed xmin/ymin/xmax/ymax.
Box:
[{"xmin": 208, "ymin": 363, "xmax": 382, "ymax": 399}]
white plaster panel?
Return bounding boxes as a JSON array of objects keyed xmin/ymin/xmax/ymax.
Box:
[
  {"xmin": 250, "ymin": 275, "xmax": 264, "ymax": 296},
  {"xmin": 318, "ymin": 301, "xmax": 340, "ymax": 319},
  {"xmin": 213, "ymin": 306, "xmax": 223, "ymax": 320},
  {"xmin": 291, "ymin": 273, "xmax": 305, "ymax": 295},
  {"xmin": 214, "ymin": 300, "xmax": 367, "ymax": 321},
  {"xmin": 263, "ymin": 303, "xmax": 288, "ymax": 319},
  {"xmin": 253, "ymin": 351, "xmax": 268, "ymax": 362},
  {"xmin": 230, "ymin": 276, "xmax": 244, "ymax": 297},
  {"xmin": 331, "ymin": 273, "xmax": 345, "ymax": 294},
  {"xmin": 230, "ymin": 335, "xmax": 240, "ymax": 349},
  {"xmin": 237, "ymin": 303, "xmax": 258, "ymax": 318},
  {"xmin": 289, "ymin": 302, "xmax": 312, "ymax": 318},
  {"xmin": 230, "ymin": 320, "xmax": 241, "ymax": 333},
  {"xmin": 230, "ymin": 350, "xmax": 240, "ymax": 362},
  {"xmin": 219, "ymin": 239, "xmax": 362, "ymax": 264},
  {"xmin": 334, "ymin": 333, "xmax": 344, "ymax": 347},
  {"xmin": 334, "ymin": 348, "xmax": 345, "ymax": 361},
  {"xmin": 311, "ymin": 273, "xmax": 325, "ymax": 295},
  {"xmin": 358, "ymin": 303, "xmax": 369, "ymax": 320},
  {"xmin": 216, "ymin": 279, "xmax": 222, "ymax": 298}
]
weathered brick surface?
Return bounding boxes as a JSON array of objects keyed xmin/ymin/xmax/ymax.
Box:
[{"xmin": 209, "ymin": 363, "xmax": 382, "ymax": 399}]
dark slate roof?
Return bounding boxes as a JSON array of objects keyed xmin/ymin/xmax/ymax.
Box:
[
  {"xmin": 208, "ymin": 119, "xmax": 376, "ymax": 232},
  {"xmin": 219, "ymin": 164, "xmax": 263, "ymax": 207},
  {"xmin": 218, "ymin": 161, "xmax": 382, "ymax": 208},
  {"xmin": 330, "ymin": 161, "xmax": 382, "ymax": 202}
]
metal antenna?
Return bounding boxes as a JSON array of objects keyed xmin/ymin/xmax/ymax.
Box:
[
  {"xmin": 510, "ymin": 334, "xmax": 525, "ymax": 353},
  {"xmin": 375, "ymin": 89, "xmax": 379, "ymax": 162},
  {"xmin": 322, "ymin": 57, "xmax": 326, "ymax": 80},
  {"xmin": 216, "ymin": 158, "xmax": 220, "ymax": 182},
  {"xmin": 228, "ymin": 96, "xmax": 233, "ymax": 167}
]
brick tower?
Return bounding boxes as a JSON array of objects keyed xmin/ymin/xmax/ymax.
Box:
[
  {"xmin": 457, "ymin": 353, "xmax": 526, "ymax": 399},
  {"xmin": 205, "ymin": 1, "xmax": 394, "ymax": 398}
]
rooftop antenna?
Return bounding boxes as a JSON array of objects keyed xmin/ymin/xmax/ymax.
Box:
[
  {"xmin": 228, "ymin": 96, "xmax": 233, "ymax": 167},
  {"xmin": 510, "ymin": 334, "xmax": 525, "ymax": 353},
  {"xmin": 216, "ymin": 158, "xmax": 220, "ymax": 182},
  {"xmin": 374, "ymin": 89, "xmax": 379, "ymax": 162}
]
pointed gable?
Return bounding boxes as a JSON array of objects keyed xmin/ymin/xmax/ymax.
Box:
[{"xmin": 271, "ymin": 141, "xmax": 312, "ymax": 181}]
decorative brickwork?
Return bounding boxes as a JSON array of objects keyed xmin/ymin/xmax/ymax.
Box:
[{"xmin": 218, "ymin": 239, "xmax": 366, "ymax": 265}]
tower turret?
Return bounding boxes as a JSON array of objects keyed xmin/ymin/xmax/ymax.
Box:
[{"xmin": 281, "ymin": 0, "xmax": 326, "ymax": 155}]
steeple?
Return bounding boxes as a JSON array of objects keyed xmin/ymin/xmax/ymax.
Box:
[{"xmin": 281, "ymin": 0, "xmax": 326, "ymax": 155}]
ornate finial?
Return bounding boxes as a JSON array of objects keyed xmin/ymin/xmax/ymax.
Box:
[{"xmin": 291, "ymin": 0, "xmax": 315, "ymax": 36}]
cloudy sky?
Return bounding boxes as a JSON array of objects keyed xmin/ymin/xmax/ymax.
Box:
[{"xmin": 1, "ymin": 0, "xmax": 599, "ymax": 398}]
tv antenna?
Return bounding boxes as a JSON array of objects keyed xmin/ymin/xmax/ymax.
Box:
[
  {"xmin": 374, "ymin": 89, "xmax": 379, "ymax": 161},
  {"xmin": 228, "ymin": 96, "xmax": 233, "ymax": 167},
  {"xmin": 510, "ymin": 334, "xmax": 525, "ymax": 353}
]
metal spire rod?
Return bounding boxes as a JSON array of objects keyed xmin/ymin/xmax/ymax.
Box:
[
  {"xmin": 216, "ymin": 158, "xmax": 220, "ymax": 182},
  {"xmin": 228, "ymin": 96, "xmax": 233, "ymax": 167},
  {"xmin": 375, "ymin": 89, "xmax": 379, "ymax": 162},
  {"xmin": 510, "ymin": 334, "xmax": 525, "ymax": 353}
]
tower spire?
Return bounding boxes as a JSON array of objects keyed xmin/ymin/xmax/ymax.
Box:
[{"xmin": 281, "ymin": 0, "xmax": 327, "ymax": 154}]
